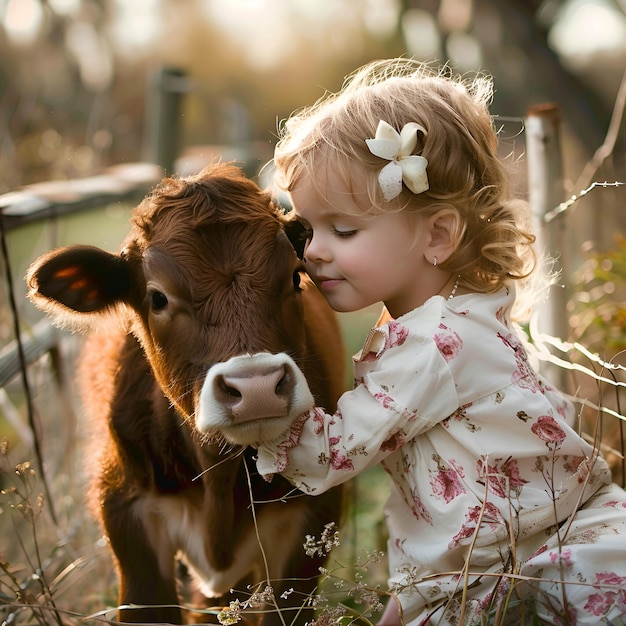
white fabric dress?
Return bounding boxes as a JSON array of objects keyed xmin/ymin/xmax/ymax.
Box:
[{"xmin": 256, "ymin": 286, "xmax": 626, "ymax": 625}]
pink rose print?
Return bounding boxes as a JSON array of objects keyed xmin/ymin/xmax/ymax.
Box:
[
  {"xmin": 451, "ymin": 405, "xmax": 468, "ymax": 422},
  {"xmin": 563, "ymin": 455, "xmax": 588, "ymax": 482},
  {"xmin": 434, "ymin": 323, "xmax": 463, "ymax": 362},
  {"xmin": 477, "ymin": 456, "xmax": 528, "ymax": 498},
  {"xmin": 602, "ymin": 499, "xmax": 626, "ymax": 509},
  {"xmin": 555, "ymin": 398, "xmax": 570, "ymax": 420},
  {"xmin": 388, "ymin": 320, "xmax": 409, "ymax": 348},
  {"xmin": 531, "ymin": 415, "xmax": 566, "ymax": 448},
  {"xmin": 270, "ymin": 410, "xmax": 310, "ymax": 476},
  {"xmin": 430, "ymin": 465, "xmax": 466, "ymax": 503},
  {"xmin": 584, "ymin": 572, "xmax": 626, "ymax": 617},
  {"xmin": 381, "ymin": 430, "xmax": 406, "ymax": 452},
  {"xmin": 374, "ymin": 391, "xmax": 395, "ymax": 410},
  {"xmin": 593, "ymin": 571, "xmax": 626, "ymax": 587},
  {"xmin": 495, "ymin": 306, "xmax": 509, "ymax": 327},
  {"xmin": 327, "ymin": 436, "xmax": 354, "ymax": 471},
  {"xmin": 330, "ymin": 448, "xmax": 354, "ymax": 471},
  {"xmin": 394, "ymin": 537, "xmax": 407, "ymax": 553},
  {"xmin": 373, "ymin": 392, "xmax": 418, "ymax": 422},
  {"xmin": 497, "ymin": 331, "xmax": 542, "ymax": 392},
  {"xmin": 449, "ymin": 502, "xmax": 504, "ymax": 549},
  {"xmin": 443, "ymin": 403, "xmax": 480, "ymax": 433},
  {"xmin": 411, "ymin": 490, "xmax": 433, "ymax": 525},
  {"xmin": 549, "ymin": 547, "xmax": 572, "ymax": 567},
  {"xmin": 311, "ymin": 407, "xmax": 326, "ymax": 435},
  {"xmin": 479, "ymin": 576, "xmax": 513, "ymax": 615}
]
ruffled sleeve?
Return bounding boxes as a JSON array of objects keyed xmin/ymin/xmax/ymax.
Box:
[{"xmin": 256, "ymin": 302, "xmax": 460, "ymax": 493}]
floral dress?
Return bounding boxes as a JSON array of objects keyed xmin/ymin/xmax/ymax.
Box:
[{"xmin": 256, "ymin": 287, "xmax": 626, "ymax": 625}]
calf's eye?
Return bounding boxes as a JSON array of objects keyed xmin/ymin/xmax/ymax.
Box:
[{"xmin": 151, "ymin": 291, "xmax": 168, "ymax": 309}]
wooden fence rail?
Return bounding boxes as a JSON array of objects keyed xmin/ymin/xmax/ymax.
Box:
[{"xmin": 0, "ymin": 162, "xmax": 163, "ymax": 232}]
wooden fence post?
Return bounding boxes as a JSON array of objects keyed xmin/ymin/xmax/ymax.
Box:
[
  {"xmin": 525, "ymin": 103, "xmax": 568, "ymax": 385},
  {"xmin": 144, "ymin": 67, "xmax": 188, "ymax": 175}
]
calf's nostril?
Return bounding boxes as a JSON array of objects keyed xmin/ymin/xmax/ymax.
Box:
[
  {"xmin": 215, "ymin": 375, "xmax": 242, "ymax": 404},
  {"xmin": 275, "ymin": 366, "xmax": 297, "ymax": 398},
  {"xmin": 275, "ymin": 371, "xmax": 289, "ymax": 395}
]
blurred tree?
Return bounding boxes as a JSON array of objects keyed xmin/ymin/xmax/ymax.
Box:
[
  {"xmin": 401, "ymin": 0, "xmax": 623, "ymax": 159},
  {"xmin": 0, "ymin": 0, "xmax": 624, "ymax": 195}
]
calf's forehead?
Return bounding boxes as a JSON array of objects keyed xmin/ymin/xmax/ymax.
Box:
[{"xmin": 138, "ymin": 223, "xmax": 298, "ymax": 301}]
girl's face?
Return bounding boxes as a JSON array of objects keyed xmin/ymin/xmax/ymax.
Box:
[{"xmin": 291, "ymin": 166, "xmax": 439, "ymax": 318}]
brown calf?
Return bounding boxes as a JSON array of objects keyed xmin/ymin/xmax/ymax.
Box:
[{"xmin": 26, "ymin": 164, "xmax": 345, "ymax": 624}]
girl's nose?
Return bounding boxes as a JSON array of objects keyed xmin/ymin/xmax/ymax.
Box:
[{"xmin": 303, "ymin": 234, "xmax": 330, "ymax": 264}]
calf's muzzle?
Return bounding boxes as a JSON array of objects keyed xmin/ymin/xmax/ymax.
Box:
[
  {"xmin": 217, "ymin": 366, "xmax": 291, "ymax": 422},
  {"xmin": 197, "ymin": 352, "xmax": 315, "ymax": 445}
]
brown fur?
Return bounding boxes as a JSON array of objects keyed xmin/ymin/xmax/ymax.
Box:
[{"xmin": 27, "ymin": 164, "xmax": 345, "ymax": 624}]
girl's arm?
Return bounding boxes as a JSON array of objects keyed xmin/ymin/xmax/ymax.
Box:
[{"xmin": 256, "ymin": 333, "xmax": 459, "ymax": 493}]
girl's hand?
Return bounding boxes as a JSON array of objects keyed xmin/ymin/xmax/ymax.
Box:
[{"xmin": 376, "ymin": 597, "xmax": 403, "ymax": 625}]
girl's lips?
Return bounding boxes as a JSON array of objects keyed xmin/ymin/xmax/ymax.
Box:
[{"xmin": 317, "ymin": 277, "xmax": 343, "ymax": 291}]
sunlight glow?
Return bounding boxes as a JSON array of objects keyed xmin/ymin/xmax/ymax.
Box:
[
  {"xmin": 110, "ymin": 0, "xmax": 162, "ymax": 50},
  {"xmin": 549, "ymin": 0, "xmax": 626, "ymax": 60},
  {"xmin": 48, "ymin": 0, "xmax": 80, "ymax": 16},
  {"xmin": 3, "ymin": 0, "xmax": 42, "ymax": 44},
  {"xmin": 363, "ymin": 0, "xmax": 399, "ymax": 38},
  {"xmin": 446, "ymin": 31, "xmax": 483, "ymax": 71},
  {"xmin": 402, "ymin": 9, "xmax": 441, "ymax": 60},
  {"xmin": 202, "ymin": 0, "xmax": 293, "ymax": 70},
  {"xmin": 67, "ymin": 20, "xmax": 113, "ymax": 90},
  {"xmin": 203, "ymin": 0, "xmax": 400, "ymax": 70}
]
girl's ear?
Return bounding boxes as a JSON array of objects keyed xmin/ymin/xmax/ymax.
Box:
[{"xmin": 425, "ymin": 208, "xmax": 463, "ymax": 264}]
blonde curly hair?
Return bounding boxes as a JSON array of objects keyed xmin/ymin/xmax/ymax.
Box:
[{"xmin": 273, "ymin": 58, "xmax": 539, "ymax": 301}]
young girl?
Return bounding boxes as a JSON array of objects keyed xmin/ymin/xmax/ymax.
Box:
[{"xmin": 256, "ymin": 59, "xmax": 626, "ymax": 625}]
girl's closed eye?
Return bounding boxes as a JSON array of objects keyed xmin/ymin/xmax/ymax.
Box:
[{"xmin": 332, "ymin": 225, "xmax": 358, "ymax": 238}]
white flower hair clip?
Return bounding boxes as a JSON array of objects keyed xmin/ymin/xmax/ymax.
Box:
[{"xmin": 365, "ymin": 120, "xmax": 429, "ymax": 201}]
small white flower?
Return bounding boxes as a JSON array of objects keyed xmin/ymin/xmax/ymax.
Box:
[{"xmin": 366, "ymin": 120, "xmax": 429, "ymax": 201}]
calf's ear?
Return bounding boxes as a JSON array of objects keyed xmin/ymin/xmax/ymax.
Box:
[{"xmin": 27, "ymin": 245, "xmax": 132, "ymax": 314}]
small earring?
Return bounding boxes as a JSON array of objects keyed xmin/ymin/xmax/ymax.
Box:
[{"xmin": 433, "ymin": 256, "xmax": 438, "ymax": 267}]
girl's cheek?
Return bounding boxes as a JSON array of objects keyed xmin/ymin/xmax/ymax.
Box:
[{"xmin": 335, "ymin": 251, "xmax": 361, "ymax": 274}]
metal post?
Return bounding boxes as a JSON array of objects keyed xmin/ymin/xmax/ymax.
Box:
[{"xmin": 144, "ymin": 67, "xmax": 188, "ymax": 175}]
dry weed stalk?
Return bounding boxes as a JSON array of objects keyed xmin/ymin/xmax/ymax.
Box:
[{"xmin": 0, "ymin": 439, "xmax": 63, "ymax": 625}]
